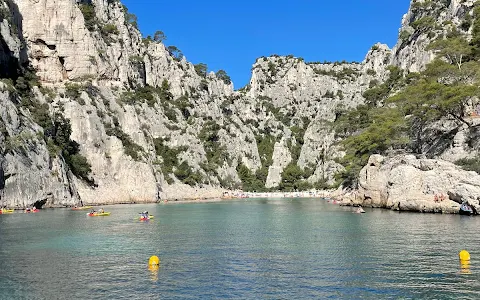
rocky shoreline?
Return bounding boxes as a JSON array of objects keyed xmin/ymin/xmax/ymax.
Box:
[
  {"xmin": 336, "ymin": 154, "xmax": 480, "ymax": 215},
  {"xmin": 4, "ymin": 153, "xmax": 478, "ymax": 215}
]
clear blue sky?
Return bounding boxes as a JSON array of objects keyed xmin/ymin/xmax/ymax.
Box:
[{"xmin": 121, "ymin": 0, "xmax": 411, "ymax": 89}]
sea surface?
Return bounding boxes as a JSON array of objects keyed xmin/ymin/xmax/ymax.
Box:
[{"xmin": 0, "ymin": 198, "xmax": 479, "ymax": 299}]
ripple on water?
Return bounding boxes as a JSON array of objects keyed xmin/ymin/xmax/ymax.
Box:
[{"xmin": 1, "ymin": 200, "xmax": 480, "ymax": 299}]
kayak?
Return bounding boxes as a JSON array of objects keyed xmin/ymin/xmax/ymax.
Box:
[
  {"xmin": 87, "ymin": 212, "xmax": 111, "ymax": 217},
  {"xmin": 139, "ymin": 215, "xmax": 154, "ymax": 221},
  {"xmin": 0, "ymin": 209, "xmax": 14, "ymax": 214},
  {"xmin": 25, "ymin": 209, "xmax": 38, "ymax": 213},
  {"xmin": 72, "ymin": 206, "xmax": 93, "ymax": 210}
]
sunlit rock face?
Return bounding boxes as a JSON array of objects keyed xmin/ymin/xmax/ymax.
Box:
[
  {"xmin": 0, "ymin": 0, "xmax": 477, "ymax": 207},
  {"xmin": 342, "ymin": 154, "xmax": 479, "ymax": 214},
  {"xmin": 391, "ymin": 0, "xmax": 476, "ymax": 73}
]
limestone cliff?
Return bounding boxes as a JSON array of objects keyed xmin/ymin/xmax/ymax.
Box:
[
  {"xmin": 0, "ymin": 0, "xmax": 478, "ymax": 208},
  {"xmin": 391, "ymin": 0, "xmax": 476, "ymax": 72},
  {"xmin": 341, "ymin": 154, "xmax": 480, "ymax": 214}
]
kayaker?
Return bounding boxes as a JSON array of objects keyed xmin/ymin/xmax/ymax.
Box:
[{"xmin": 99, "ymin": 208, "xmax": 104, "ymax": 213}]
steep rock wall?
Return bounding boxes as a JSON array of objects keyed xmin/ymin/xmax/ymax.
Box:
[{"xmin": 0, "ymin": 0, "xmax": 477, "ymax": 207}]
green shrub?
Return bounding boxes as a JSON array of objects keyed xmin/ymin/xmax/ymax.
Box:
[
  {"xmin": 279, "ymin": 163, "xmax": 305, "ymax": 192},
  {"xmin": 174, "ymin": 161, "xmax": 203, "ymax": 186},
  {"xmin": 369, "ymin": 79, "xmax": 379, "ymax": 88},
  {"xmin": 153, "ymin": 30, "xmax": 166, "ymax": 42},
  {"xmin": 67, "ymin": 154, "xmax": 92, "ymax": 181},
  {"xmin": 194, "ymin": 63, "xmax": 207, "ymax": 77},
  {"xmin": 153, "ymin": 137, "xmax": 187, "ymax": 176},
  {"xmin": 324, "ymin": 90, "xmax": 335, "ymax": 99},
  {"xmin": 0, "ymin": 5, "xmax": 10, "ymax": 22},
  {"xmin": 172, "ymin": 95, "xmax": 191, "ymax": 118},
  {"xmin": 129, "ymin": 55, "xmax": 144, "ymax": 64},
  {"xmin": 122, "ymin": 5, "xmax": 138, "ymax": 29},
  {"xmin": 199, "ymin": 79, "xmax": 208, "ymax": 91},
  {"xmin": 65, "ymin": 83, "xmax": 82, "ymax": 100},
  {"xmin": 121, "ymin": 85, "xmax": 156, "ymax": 106},
  {"xmin": 164, "ymin": 108, "xmax": 178, "ymax": 122},
  {"xmin": 455, "ymin": 157, "xmax": 480, "ymax": 174},
  {"xmin": 362, "ymin": 66, "xmax": 403, "ymax": 107},
  {"xmin": 236, "ymin": 163, "xmax": 266, "ymax": 192},
  {"xmin": 289, "ymin": 121, "xmax": 309, "ymax": 162},
  {"xmin": 313, "ymin": 67, "xmax": 359, "ymax": 82},
  {"xmin": 101, "ymin": 23, "xmax": 119, "ymax": 35},
  {"xmin": 199, "ymin": 121, "xmax": 229, "ymax": 166},
  {"xmin": 336, "ymin": 90, "xmax": 344, "ymax": 100},
  {"xmin": 167, "ymin": 45, "xmax": 183, "ymax": 61},
  {"xmin": 158, "ymin": 79, "xmax": 173, "ymax": 102},
  {"xmin": 39, "ymin": 86, "xmax": 57, "ymax": 102},
  {"xmin": 105, "ymin": 124, "xmax": 143, "ymax": 161},
  {"xmin": 411, "ymin": 16, "xmax": 435, "ymax": 31},
  {"xmin": 79, "ymin": 3, "xmax": 97, "ymax": 31},
  {"xmin": 39, "ymin": 112, "xmax": 94, "ymax": 183},
  {"xmin": 100, "ymin": 23, "xmax": 119, "ymax": 44},
  {"xmin": 268, "ymin": 62, "xmax": 277, "ymax": 77},
  {"xmin": 215, "ymin": 70, "xmax": 231, "ymax": 84},
  {"xmin": 256, "ymin": 135, "xmax": 275, "ymax": 167},
  {"xmin": 399, "ymin": 30, "xmax": 411, "ymax": 42}
]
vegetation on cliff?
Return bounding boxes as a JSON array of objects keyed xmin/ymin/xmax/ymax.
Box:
[
  {"xmin": 3, "ymin": 0, "xmax": 480, "ymax": 203},
  {"xmin": 334, "ymin": 6, "xmax": 480, "ymax": 187},
  {"xmin": 4, "ymin": 68, "xmax": 93, "ymax": 183}
]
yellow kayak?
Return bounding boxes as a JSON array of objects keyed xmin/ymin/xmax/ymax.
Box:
[
  {"xmin": 87, "ymin": 212, "xmax": 111, "ymax": 217},
  {"xmin": 72, "ymin": 206, "xmax": 93, "ymax": 210},
  {"xmin": 0, "ymin": 209, "xmax": 14, "ymax": 214}
]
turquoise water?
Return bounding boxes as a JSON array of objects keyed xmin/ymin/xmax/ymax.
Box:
[{"xmin": 0, "ymin": 198, "xmax": 480, "ymax": 299}]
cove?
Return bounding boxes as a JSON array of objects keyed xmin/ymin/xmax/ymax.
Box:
[{"xmin": 0, "ymin": 198, "xmax": 479, "ymax": 299}]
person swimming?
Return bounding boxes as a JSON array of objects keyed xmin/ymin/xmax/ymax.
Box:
[{"xmin": 355, "ymin": 206, "xmax": 365, "ymax": 213}]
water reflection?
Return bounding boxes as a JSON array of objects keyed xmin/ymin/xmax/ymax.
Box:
[
  {"xmin": 460, "ymin": 264, "xmax": 471, "ymax": 275},
  {"xmin": 3, "ymin": 200, "xmax": 480, "ymax": 299},
  {"xmin": 460, "ymin": 257, "xmax": 471, "ymax": 275},
  {"xmin": 149, "ymin": 265, "xmax": 159, "ymax": 282}
]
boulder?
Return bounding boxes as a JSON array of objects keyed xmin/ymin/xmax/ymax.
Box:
[{"xmin": 346, "ymin": 154, "xmax": 480, "ymax": 213}]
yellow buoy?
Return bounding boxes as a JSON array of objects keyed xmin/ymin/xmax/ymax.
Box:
[
  {"xmin": 148, "ymin": 255, "xmax": 160, "ymax": 266},
  {"xmin": 459, "ymin": 250, "xmax": 471, "ymax": 261}
]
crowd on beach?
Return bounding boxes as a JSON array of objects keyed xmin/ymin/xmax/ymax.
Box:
[{"xmin": 222, "ymin": 190, "xmax": 331, "ymax": 199}]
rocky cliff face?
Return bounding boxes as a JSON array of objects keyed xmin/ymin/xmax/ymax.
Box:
[
  {"xmin": 0, "ymin": 0, "xmax": 478, "ymax": 208},
  {"xmin": 341, "ymin": 154, "xmax": 480, "ymax": 214},
  {"xmin": 391, "ymin": 0, "xmax": 476, "ymax": 72},
  {"xmin": 0, "ymin": 87, "xmax": 80, "ymax": 208}
]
